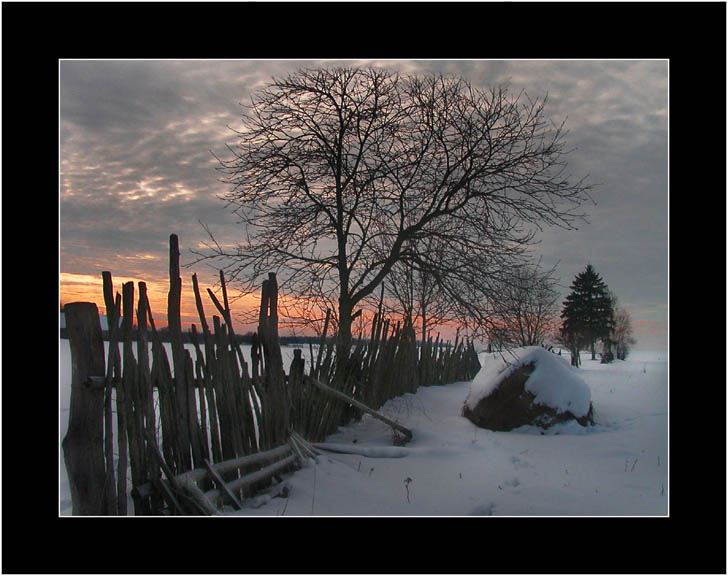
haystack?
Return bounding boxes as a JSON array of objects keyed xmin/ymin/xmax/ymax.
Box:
[{"xmin": 462, "ymin": 347, "xmax": 594, "ymax": 431}]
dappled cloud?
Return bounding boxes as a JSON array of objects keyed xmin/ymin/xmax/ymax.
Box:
[{"xmin": 60, "ymin": 59, "xmax": 667, "ymax": 348}]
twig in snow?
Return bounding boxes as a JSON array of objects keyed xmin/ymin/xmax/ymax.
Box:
[
  {"xmin": 631, "ymin": 458, "xmax": 638, "ymax": 472},
  {"xmin": 404, "ymin": 477, "xmax": 412, "ymax": 503}
]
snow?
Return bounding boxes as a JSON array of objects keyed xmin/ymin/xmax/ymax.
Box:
[
  {"xmin": 464, "ymin": 346, "xmax": 592, "ymax": 418},
  {"xmin": 59, "ymin": 342, "xmax": 668, "ymax": 516}
]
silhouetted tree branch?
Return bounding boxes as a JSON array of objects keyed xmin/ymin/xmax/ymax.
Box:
[{"xmin": 193, "ymin": 67, "xmax": 593, "ymax": 361}]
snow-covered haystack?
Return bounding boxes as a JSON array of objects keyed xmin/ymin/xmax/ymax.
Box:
[{"xmin": 463, "ymin": 347, "xmax": 594, "ymax": 431}]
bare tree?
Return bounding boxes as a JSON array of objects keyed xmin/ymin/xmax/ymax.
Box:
[
  {"xmin": 555, "ymin": 323, "xmax": 586, "ymax": 367},
  {"xmin": 196, "ymin": 67, "xmax": 592, "ymax": 366},
  {"xmin": 383, "ymin": 236, "xmax": 455, "ymax": 345},
  {"xmin": 611, "ymin": 296, "xmax": 637, "ymax": 360},
  {"xmin": 488, "ymin": 263, "xmax": 561, "ymax": 348}
]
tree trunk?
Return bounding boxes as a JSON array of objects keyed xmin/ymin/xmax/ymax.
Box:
[
  {"xmin": 420, "ymin": 301, "xmax": 427, "ymax": 351},
  {"xmin": 571, "ymin": 345, "xmax": 581, "ymax": 368},
  {"xmin": 337, "ymin": 298, "xmax": 353, "ymax": 352},
  {"xmin": 336, "ymin": 297, "xmax": 354, "ymax": 388}
]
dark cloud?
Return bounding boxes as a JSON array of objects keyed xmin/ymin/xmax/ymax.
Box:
[
  {"xmin": 387, "ymin": 60, "xmax": 668, "ymax": 347},
  {"xmin": 60, "ymin": 60, "xmax": 668, "ymax": 348}
]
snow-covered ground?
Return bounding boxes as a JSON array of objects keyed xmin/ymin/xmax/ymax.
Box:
[{"xmin": 59, "ymin": 342, "xmax": 667, "ymax": 516}]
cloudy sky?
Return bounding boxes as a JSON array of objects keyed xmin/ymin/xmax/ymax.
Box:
[{"xmin": 59, "ymin": 59, "xmax": 668, "ymax": 349}]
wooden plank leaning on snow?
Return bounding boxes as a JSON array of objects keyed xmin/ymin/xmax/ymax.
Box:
[
  {"xmin": 312, "ymin": 443, "xmax": 410, "ymax": 458},
  {"xmin": 304, "ymin": 375, "xmax": 413, "ymax": 444}
]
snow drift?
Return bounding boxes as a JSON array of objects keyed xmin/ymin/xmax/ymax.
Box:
[{"xmin": 463, "ymin": 347, "xmax": 593, "ymax": 431}]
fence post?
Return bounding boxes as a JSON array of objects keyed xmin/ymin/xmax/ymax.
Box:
[{"xmin": 62, "ymin": 302, "xmax": 107, "ymax": 515}]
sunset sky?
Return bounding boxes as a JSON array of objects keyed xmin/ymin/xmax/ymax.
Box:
[{"xmin": 59, "ymin": 59, "xmax": 668, "ymax": 348}]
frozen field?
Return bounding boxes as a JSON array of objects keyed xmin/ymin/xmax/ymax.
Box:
[{"xmin": 59, "ymin": 342, "xmax": 668, "ymax": 516}]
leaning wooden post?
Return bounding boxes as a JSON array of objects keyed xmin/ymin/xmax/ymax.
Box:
[
  {"xmin": 305, "ymin": 375, "xmax": 413, "ymax": 443},
  {"xmin": 62, "ymin": 302, "xmax": 108, "ymax": 515},
  {"xmin": 191, "ymin": 274, "xmax": 223, "ymax": 464}
]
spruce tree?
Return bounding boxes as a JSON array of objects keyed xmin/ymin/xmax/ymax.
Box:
[{"xmin": 560, "ymin": 264, "xmax": 614, "ymax": 364}]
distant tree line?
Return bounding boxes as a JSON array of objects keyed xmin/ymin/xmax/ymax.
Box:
[
  {"xmin": 478, "ymin": 263, "xmax": 637, "ymax": 366},
  {"xmin": 60, "ymin": 262, "xmax": 636, "ymax": 365},
  {"xmin": 59, "ymin": 322, "xmax": 324, "ymax": 346},
  {"xmin": 60, "ymin": 321, "xmax": 455, "ymax": 349}
]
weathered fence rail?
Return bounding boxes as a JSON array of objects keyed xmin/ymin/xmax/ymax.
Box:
[{"xmin": 62, "ymin": 234, "xmax": 481, "ymax": 515}]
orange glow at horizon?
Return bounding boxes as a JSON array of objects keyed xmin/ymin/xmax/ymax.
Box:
[
  {"xmin": 60, "ymin": 272, "xmax": 466, "ymax": 342},
  {"xmin": 59, "ymin": 272, "xmax": 262, "ymax": 333}
]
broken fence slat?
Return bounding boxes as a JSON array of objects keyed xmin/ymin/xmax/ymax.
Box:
[
  {"xmin": 205, "ymin": 454, "xmax": 297, "ymax": 501},
  {"xmin": 176, "ymin": 476, "xmax": 218, "ymax": 515},
  {"xmin": 176, "ymin": 443, "xmax": 293, "ymax": 485},
  {"xmin": 150, "ymin": 477, "xmax": 187, "ymax": 516},
  {"xmin": 143, "ymin": 430, "xmax": 181, "ymax": 490},
  {"xmin": 203, "ymin": 458, "xmax": 243, "ymax": 510},
  {"xmin": 142, "ymin": 429, "xmax": 200, "ymax": 515},
  {"xmin": 287, "ymin": 436, "xmax": 306, "ymax": 462},
  {"xmin": 289, "ymin": 430, "xmax": 319, "ymax": 459}
]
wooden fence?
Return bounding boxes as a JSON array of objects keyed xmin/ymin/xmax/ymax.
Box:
[{"xmin": 61, "ymin": 234, "xmax": 481, "ymax": 515}]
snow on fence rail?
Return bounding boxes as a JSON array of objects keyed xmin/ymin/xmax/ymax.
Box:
[{"xmin": 61, "ymin": 234, "xmax": 481, "ymax": 515}]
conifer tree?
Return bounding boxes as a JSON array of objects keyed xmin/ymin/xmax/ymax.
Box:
[{"xmin": 560, "ymin": 264, "xmax": 614, "ymax": 364}]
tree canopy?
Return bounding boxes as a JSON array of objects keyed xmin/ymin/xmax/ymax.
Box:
[
  {"xmin": 198, "ymin": 67, "xmax": 592, "ymax": 354},
  {"xmin": 489, "ymin": 263, "xmax": 561, "ymax": 348}
]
